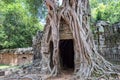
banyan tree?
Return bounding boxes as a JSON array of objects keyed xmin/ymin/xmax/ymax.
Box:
[{"xmin": 38, "ymin": 0, "xmax": 120, "ymax": 79}]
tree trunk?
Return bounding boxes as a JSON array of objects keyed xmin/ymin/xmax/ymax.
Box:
[{"xmin": 41, "ymin": 0, "xmax": 120, "ymax": 79}]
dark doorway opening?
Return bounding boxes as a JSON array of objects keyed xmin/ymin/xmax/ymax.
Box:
[
  {"xmin": 50, "ymin": 41, "xmax": 54, "ymax": 69},
  {"xmin": 59, "ymin": 39, "xmax": 74, "ymax": 70}
]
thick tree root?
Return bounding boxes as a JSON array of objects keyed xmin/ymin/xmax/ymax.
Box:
[{"xmin": 40, "ymin": 0, "xmax": 120, "ymax": 80}]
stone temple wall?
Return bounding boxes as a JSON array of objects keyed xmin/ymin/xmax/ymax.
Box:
[
  {"xmin": 94, "ymin": 21, "xmax": 120, "ymax": 65},
  {"xmin": 0, "ymin": 47, "xmax": 33, "ymax": 66}
]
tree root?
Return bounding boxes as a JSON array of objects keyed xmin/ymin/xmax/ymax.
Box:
[{"xmin": 41, "ymin": 0, "xmax": 120, "ymax": 80}]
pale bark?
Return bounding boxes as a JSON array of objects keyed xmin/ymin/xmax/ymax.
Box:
[{"xmin": 41, "ymin": 0, "xmax": 120, "ymax": 79}]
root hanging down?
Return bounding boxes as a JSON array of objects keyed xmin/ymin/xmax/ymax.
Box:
[{"xmin": 40, "ymin": 0, "xmax": 120, "ymax": 79}]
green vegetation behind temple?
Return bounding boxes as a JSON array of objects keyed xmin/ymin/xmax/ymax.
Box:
[
  {"xmin": 0, "ymin": 0, "xmax": 44, "ymax": 49},
  {"xmin": 90, "ymin": 0, "xmax": 120, "ymax": 24}
]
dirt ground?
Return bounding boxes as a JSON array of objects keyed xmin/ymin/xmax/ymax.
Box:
[{"xmin": 45, "ymin": 70, "xmax": 74, "ymax": 80}]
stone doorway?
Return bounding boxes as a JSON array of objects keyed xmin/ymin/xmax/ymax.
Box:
[{"xmin": 59, "ymin": 39, "xmax": 74, "ymax": 70}]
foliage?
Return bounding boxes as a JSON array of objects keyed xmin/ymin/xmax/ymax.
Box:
[
  {"xmin": 0, "ymin": 0, "xmax": 43, "ymax": 49},
  {"xmin": 90, "ymin": 0, "xmax": 120, "ymax": 23}
]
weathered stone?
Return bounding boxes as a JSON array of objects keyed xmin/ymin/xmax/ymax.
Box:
[
  {"xmin": 32, "ymin": 31, "xmax": 43, "ymax": 62},
  {"xmin": 94, "ymin": 20, "xmax": 120, "ymax": 64},
  {"xmin": 0, "ymin": 48, "xmax": 33, "ymax": 66},
  {"xmin": 0, "ymin": 71, "xmax": 5, "ymax": 76}
]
